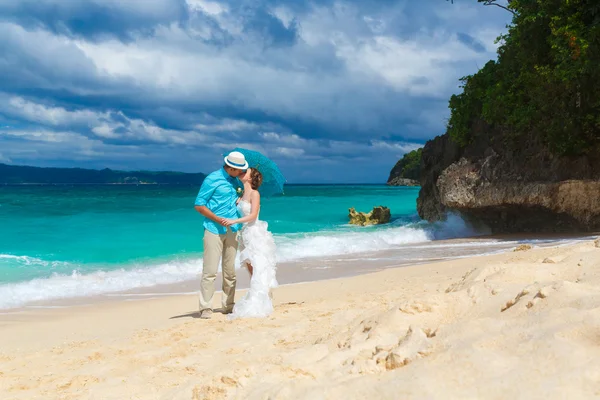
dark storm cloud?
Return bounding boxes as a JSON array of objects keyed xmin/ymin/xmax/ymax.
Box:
[{"xmin": 0, "ymin": 0, "xmax": 511, "ymax": 182}]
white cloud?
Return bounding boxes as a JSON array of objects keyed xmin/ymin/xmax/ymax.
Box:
[
  {"xmin": 336, "ymin": 32, "xmax": 490, "ymax": 97},
  {"xmin": 274, "ymin": 147, "xmax": 305, "ymax": 157},
  {"xmin": 91, "ymin": 124, "xmax": 120, "ymax": 139},
  {"xmin": 255, "ymin": 132, "xmax": 420, "ymax": 163},
  {"xmin": 0, "ymin": 127, "xmax": 148, "ymax": 164},
  {"xmin": 0, "ymin": 0, "xmax": 504, "ymax": 136},
  {"xmin": 0, "ymin": 153, "xmax": 11, "ymax": 163},
  {"xmin": 474, "ymin": 27, "xmax": 506, "ymax": 52},
  {"xmin": 1, "ymin": 128, "xmax": 93, "ymax": 144},
  {"xmin": 270, "ymin": 6, "xmax": 295, "ymax": 29},
  {"xmin": 0, "ymin": 95, "xmax": 269, "ymax": 146},
  {"xmin": 0, "ymin": 125, "xmax": 423, "ymax": 182},
  {"xmin": 0, "ymin": 0, "xmax": 181, "ymax": 21},
  {"xmin": 370, "ymin": 140, "xmax": 422, "ymax": 154},
  {"xmin": 259, "ymin": 132, "xmax": 307, "ymax": 147},
  {"xmin": 363, "ymin": 16, "xmax": 386, "ymax": 34},
  {"xmin": 194, "ymin": 118, "xmax": 260, "ymax": 133},
  {"xmin": 186, "ymin": 0, "xmax": 228, "ymax": 16},
  {"xmin": 0, "ymin": 22, "xmax": 98, "ymax": 92},
  {"xmin": 4, "ymin": 96, "xmax": 102, "ymax": 126},
  {"xmin": 0, "ymin": 0, "xmax": 513, "ymax": 182}
]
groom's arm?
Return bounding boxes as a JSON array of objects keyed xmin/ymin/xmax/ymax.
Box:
[
  {"xmin": 194, "ymin": 175, "xmax": 225, "ymax": 225},
  {"xmin": 195, "ymin": 205, "xmax": 223, "ymax": 225}
]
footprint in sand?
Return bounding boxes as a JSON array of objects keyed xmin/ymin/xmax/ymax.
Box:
[
  {"xmin": 501, "ymin": 286, "xmax": 533, "ymax": 312},
  {"xmin": 382, "ymin": 326, "xmax": 433, "ymax": 370},
  {"xmin": 56, "ymin": 375, "xmax": 101, "ymax": 391},
  {"xmin": 283, "ymin": 367, "xmax": 315, "ymax": 379},
  {"xmin": 134, "ymin": 329, "xmax": 160, "ymax": 342},
  {"xmin": 398, "ymin": 300, "xmax": 435, "ymax": 315},
  {"xmin": 185, "ymin": 366, "xmax": 197, "ymax": 375},
  {"xmin": 9, "ymin": 383, "xmax": 32, "ymax": 392},
  {"xmin": 526, "ymin": 285, "xmax": 555, "ymax": 309},
  {"xmin": 87, "ymin": 351, "xmax": 104, "ymax": 361},
  {"xmin": 341, "ymin": 326, "xmax": 435, "ymax": 375},
  {"xmin": 65, "ymin": 340, "xmax": 98, "ymax": 349},
  {"xmin": 276, "ymin": 338, "xmax": 300, "ymax": 348},
  {"xmin": 502, "ymin": 284, "xmax": 555, "ymax": 312},
  {"xmin": 170, "ymin": 331, "xmax": 188, "ymax": 342},
  {"xmin": 220, "ymin": 376, "xmax": 238, "ymax": 386},
  {"xmin": 191, "ymin": 385, "xmax": 227, "ymax": 400}
]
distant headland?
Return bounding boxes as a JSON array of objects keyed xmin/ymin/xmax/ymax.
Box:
[{"xmin": 0, "ymin": 163, "xmax": 206, "ymax": 185}]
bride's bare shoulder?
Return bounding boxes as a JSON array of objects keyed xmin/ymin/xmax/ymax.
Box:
[{"xmin": 242, "ymin": 189, "xmax": 259, "ymax": 204}]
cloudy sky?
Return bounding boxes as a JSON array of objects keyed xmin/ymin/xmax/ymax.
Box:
[{"xmin": 0, "ymin": 0, "xmax": 511, "ymax": 183}]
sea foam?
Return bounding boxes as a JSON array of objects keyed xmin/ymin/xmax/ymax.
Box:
[{"xmin": 0, "ymin": 214, "xmax": 522, "ymax": 310}]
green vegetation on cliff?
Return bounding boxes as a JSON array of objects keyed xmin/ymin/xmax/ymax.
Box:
[
  {"xmin": 0, "ymin": 164, "xmax": 206, "ymax": 185},
  {"xmin": 387, "ymin": 148, "xmax": 422, "ymax": 183},
  {"xmin": 447, "ymin": 0, "xmax": 600, "ymax": 155}
]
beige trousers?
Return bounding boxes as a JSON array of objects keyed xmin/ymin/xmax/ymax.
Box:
[{"xmin": 199, "ymin": 229, "xmax": 238, "ymax": 312}]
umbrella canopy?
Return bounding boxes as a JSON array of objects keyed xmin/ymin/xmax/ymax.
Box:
[{"xmin": 225, "ymin": 148, "xmax": 286, "ymax": 197}]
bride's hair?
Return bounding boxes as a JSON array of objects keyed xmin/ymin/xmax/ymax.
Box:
[{"xmin": 249, "ymin": 168, "xmax": 263, "ymax": 190}]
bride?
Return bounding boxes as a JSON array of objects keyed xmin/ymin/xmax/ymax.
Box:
[{"xmin": 220, "ymin": 168, "xmax": 278, "ymax": 319}]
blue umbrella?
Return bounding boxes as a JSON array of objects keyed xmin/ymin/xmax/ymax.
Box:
[{"xmin": 225, "ymin": 148, "xmax": 286, "ymax": 197}]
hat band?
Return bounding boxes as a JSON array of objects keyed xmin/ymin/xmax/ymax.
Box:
[{"xmin": 227, "ymin": 159, "xmax": 246, "ymax": 167}]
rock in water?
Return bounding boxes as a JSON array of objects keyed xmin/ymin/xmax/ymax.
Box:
[
  {"xmin": 514, "ymin": 244, "xmax": 532, "ymax": 252},
  {"xmin": 349, "ymin": 206, "xmax": 391, "ymax": 226}
]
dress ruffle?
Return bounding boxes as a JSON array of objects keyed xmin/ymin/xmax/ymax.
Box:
[{"xmin": 229, "ymin": 200, "xmax": 278, "ymax": 319}]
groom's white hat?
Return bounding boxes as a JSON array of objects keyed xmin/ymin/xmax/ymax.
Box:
[{"xmin": 224, "ymin": 151, "xmax": 249, "ymax": 170}]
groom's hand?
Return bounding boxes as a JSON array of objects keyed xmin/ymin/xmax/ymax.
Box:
[
  {"xmin": 195, "ymin": 205, "xmax": 226, "ymax": 225},
  {"xmin": 220, "ymin": 218, "xmax": 235, "ymax": 227}
]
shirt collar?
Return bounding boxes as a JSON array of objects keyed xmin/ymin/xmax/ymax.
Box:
[
  {"xmin": 222, "ymin": 168, "xmax": 242, "ymax": 187},
  {"xmin": 221, "ymin": 167, "xmax": 234, "ymax": 181}
]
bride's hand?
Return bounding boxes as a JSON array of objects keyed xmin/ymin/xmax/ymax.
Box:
[{"xmin": 220, "ymin": 218, "xmax": 235, "ymax": 227}]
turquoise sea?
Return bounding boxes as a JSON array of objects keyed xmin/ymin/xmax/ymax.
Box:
[{"xmin": 0, "ymin": 184, "xmax": 504, "ymax": 309}]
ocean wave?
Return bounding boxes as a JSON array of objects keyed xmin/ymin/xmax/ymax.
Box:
[
  {"xmin": 0, "ymin": 214, "xmax": 519, "ymax": 310},
  {"xmin": 0, "ymin": 258, "xmax": 204, "ymax": 310},
  {"xmin": 276, "ymin": 212, "xmax": 486, "ymax": 261},
  {"xmin": 0, "ymin": 254, "xmax": 70, "ymax": 268}
]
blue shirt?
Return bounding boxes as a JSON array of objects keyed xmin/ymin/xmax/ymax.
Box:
[{"xmin": 194, "ymin": 168, "xmax": 242, "ymax": 234}]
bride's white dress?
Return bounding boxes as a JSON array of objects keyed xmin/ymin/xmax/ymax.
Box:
[{"xmin": 229, "ymin": 199, "xmax": 278, "ymax": 319}]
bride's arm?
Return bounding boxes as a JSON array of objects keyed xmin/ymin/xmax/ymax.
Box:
[{"xmin": 221, "ymin": 191, "xmax": 260, "ymax": 226}]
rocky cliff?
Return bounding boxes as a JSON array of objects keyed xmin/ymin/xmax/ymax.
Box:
[
  {"xmin": 414, "ymin": 1, "xmax": 600, "ymax": 233},
  {"xmin": 388, "ymin": 177, "xmax": 419, "ymax": 187},
  {"xmin": 416, "ymin": 124, "xmax": 600, "ymax": 233}
]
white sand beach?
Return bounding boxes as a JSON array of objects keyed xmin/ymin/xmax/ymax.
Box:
[{"xmin": 1, "ymin": 238, "xmax": 599, "ymax": 399}]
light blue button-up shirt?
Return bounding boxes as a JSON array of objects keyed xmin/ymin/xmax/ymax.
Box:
[{"xmin": 194, "ymin": 168, "xmax": 242, "ymax": 234}]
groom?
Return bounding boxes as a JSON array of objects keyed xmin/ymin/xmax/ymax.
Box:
[{"xmin": 194, "ymin": 151, "xmax": 248, "ymax": 319}]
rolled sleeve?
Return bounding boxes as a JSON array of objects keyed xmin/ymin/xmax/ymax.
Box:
[{"xmin": 195, "ymin": 176, "xmax": 216, "ymax": 206}]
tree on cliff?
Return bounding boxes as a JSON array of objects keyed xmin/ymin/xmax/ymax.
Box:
[
  {"xmin": 387, "ymin": 148, "xmax": 422, "ymax": 184},
  {"xmin": 446, "ymin": 0, "xmax": 600, "ymax": 156}
]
